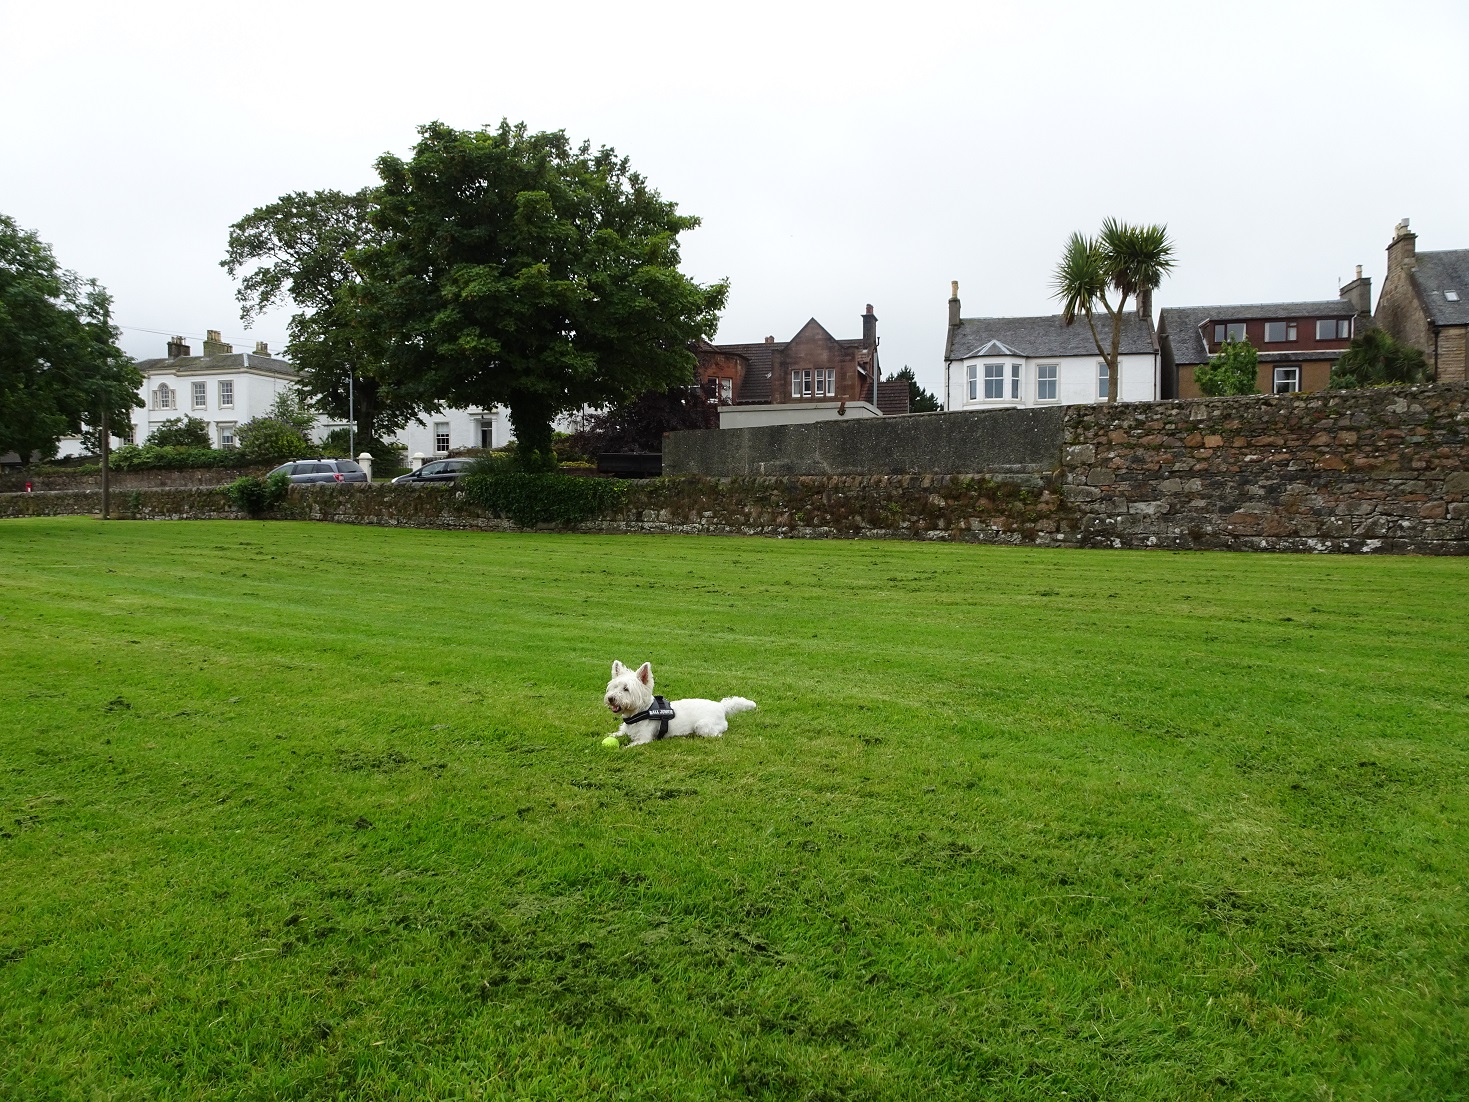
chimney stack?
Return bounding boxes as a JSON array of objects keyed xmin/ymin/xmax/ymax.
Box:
[
  {"xmin": 1387, "ymin": 218, "xmax": 1417, "ymax": 273},
  {"xmin": 166, "ymin": 336, "xmax": 190, "ymax": 359},
  {"xmin": 202, "ymin": 329, "xmax": 233, "ymax": 356},
  {"xmin": 254, "ymin": 341, "xmax": 270, "ymax": 356},
  {"xmin": 862, "ymin": 303, "xmax": 877, "ymax": 349},
  {"xmin": 1339, "ymin": 264, "xmax": 1372, "ymax": 316},
  {"xmin": 948, "ymin": 280, "xmax": 961, "ymax": 328},
  {"xmin": 764, "ymin": 335, "xmax": 774, "ymax": 344}
]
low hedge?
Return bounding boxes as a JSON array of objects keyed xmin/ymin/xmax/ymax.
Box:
[{"xmin": 457, "ymin": 470, "xmax": 627, "ymax": 528}]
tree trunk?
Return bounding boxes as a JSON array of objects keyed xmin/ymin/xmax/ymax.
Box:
[{"xmin": 506, "ymin": 395, "xmax": 556, "ymax": 471}]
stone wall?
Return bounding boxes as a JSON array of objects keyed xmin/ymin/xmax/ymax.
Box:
[
  {"xmin": 0, "ymin": 463, "xmax": 275, "ymax": 494},
  {"xmin": 1062, "ymin": 384, "xmax": 1468, "ymax": 554},
  {"xmin": 665, "ymin": 406, "xmax": 1064, "ymax": 479},
  {"xmin": 5, "ymin": 385, "xmax": 1465, "ymax": 555}
]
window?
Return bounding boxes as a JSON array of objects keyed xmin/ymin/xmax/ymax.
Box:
[
  {"xmin": 1263, "ymin": 321, "xmax": 1298, "ymax": 343},
  {"xmin": 791, "ymin": 369, "xmax": 813, "ymax": 398},
  {"xmin": 479, "ymin": 422, "xmax": 494, "ymax": 449},
  {"xmin": 966, "ymin": 364, "xmax": 978, "ymax": 401},
  {"xmin": 1037, "ymin": 364, "xmax": 1057, "ymax": 401},
  {"xmin": 434, "ymin": 422, "xmax": 450, "ymax": 453},
  {"xmin": 813, "ymin": 368, "xmax": 835, "ymax": 397},
  {"xmin": 1214, "ymin": 322, "xmax": 1246, "ymax": 343},
  {"xmin": 1316, "ymin": 319, "xmax": 1351, "ymax": 340},
  {"xmin": 218, "ymin": 380, "xmax": 234, "ymax": 407},
  {"xmin": 720, "ymin": 378, "xmax": 733, "ymax": 404},
  {"xmin": 218, "ymin": 423, "xmax": 236, "ymax": 448},
  {"xmin": 1097, "ymin": 361, "xmax": 1110, "ymax": 400},
  {"xmin": 1446, "ymin": 290, "xmax": 1461, "ymax": 302},
  {"xmin": 1010, "ymin": 363, "xmax": 1021, "ymax": 400},
  {"xmin": 984, "ymin": 363, "xmax": 1004, "ymax": 399},
  {"xmin": 191, "ymin": 381, "xmax": 207, "ymax": 408},
  {"xmin": 1273, "ymin": 366, "xmax": 1300, "ymax": 394},
  {"xmin": 153, "ymin": 384, "xmax": 174, "ymax": 410}
]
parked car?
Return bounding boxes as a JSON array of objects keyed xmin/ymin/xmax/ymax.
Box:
[
  {"xmin": 391, "ymin": 458, "xmax": 478, "ymax": 485},
  {"xmin": 267, "ymin": 459, "xmax": 369, "ymax": 484}
]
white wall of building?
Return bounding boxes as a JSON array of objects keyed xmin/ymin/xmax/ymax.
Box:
[
  {"xmin": 718, "ymin": 401, "xmax": 882, "ymax": 429},
  {"xmin": 393, "ymin": 408, "xmax": 510, "ymax": 460},
  {"xmin": 133, "ymin": 362, "xmax": 299, "ymax": 449},
  {"xmin": 943, "ymin": 352, "xmax": 1157, "ymax": 412}
]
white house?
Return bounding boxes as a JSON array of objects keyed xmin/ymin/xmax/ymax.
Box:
[{"xmin": 942, "ymin": 282, "xmax": 1159, "ymax": 411}]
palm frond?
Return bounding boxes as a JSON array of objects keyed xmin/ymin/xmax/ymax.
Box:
[{"xmin": 1052, "ymin": 232, "xmax": 1106, "ymax": 325}]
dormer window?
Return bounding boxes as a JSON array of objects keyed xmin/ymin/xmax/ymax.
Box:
[
  {"xmin": 1213, "ymin": 322, "xmax": 1246, "ymax": 343},
  {"xmin": 1316, "ymin": 319, "xmax": 1351, "ymax": 340},
  {"xmin": 1264, "ymin": 321, "xmax": 1298, "ymax": 343}
]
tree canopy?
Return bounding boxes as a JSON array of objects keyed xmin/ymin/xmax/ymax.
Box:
[
  {"xmin": 0, "ymin": 214, "xmax": 140, "ymax": 460},
  {"xmin": 359, "ymin": 120, "xmax": 728, "ymax": 467},
  {"xmin": 222, "ymin": 189, "xmax": 420, "ymax": 451},
  {"xmin": 1053, "ymin": 219, "xmax": 1174, "ymax": 403},
  {"xmin": 1193, "ymin": 339, "xmax": 1260, "ymax": 397},
  {"xmin": 1330, "ymin": 327, "xmax": 1428, "ymax": 389}
]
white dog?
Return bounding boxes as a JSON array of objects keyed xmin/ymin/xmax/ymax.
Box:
[{"xmin": 603, "ymin": 660, "xmax": 756, "ymax": 747}]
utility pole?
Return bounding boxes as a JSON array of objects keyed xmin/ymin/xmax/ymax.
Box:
[
  {"xmin": 348, "ymin": 370, "xmax": 355, "ymax": 458},
  {"xmin": 99, "ymin": 409, "xmax": 110, "ymax": 521}
]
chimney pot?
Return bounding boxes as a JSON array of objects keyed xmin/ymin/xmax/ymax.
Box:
[
  {"xmin": 948, "ymin": 281, "xmax": 961, "ymax": 328},
  {"xmin": 201, "ymin": 329, "xmax": 233, "ymax": 356},
  {"xmin": 865, "ymin": 303, "xmax": 874, "ymax": 315},
  {"xmin": 167, "ymin": 336, "xmax": 191, "ymax": 359},
  {"xmin": 764, "ymin": 335, "xmax": 774, "ymax": 344},
  {"xmin": 950, "ymin": 280, "xmax": 958, "ymax": 299},
  {"xmin": 254, "ymin": 341, "xmax": 269, "ymax": 356},
  {"xmin": 1355, "ymin": 264, "xmax": 1363, "ymax": 279}
]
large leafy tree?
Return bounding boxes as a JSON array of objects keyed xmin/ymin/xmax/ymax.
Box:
[
  {"xmin": 1330, "ymin": 327, "xmax": 1428, "ymax": 389},
  {"xmin": 1053, "ymin": 219, "xmax": 1175, "ymax": 403},
  {"xmin": 0, "ymin": 214, "xmax": 140, "ymax": 460},
  {"xmin": 222, "ymin": 189, "xmax": 420, "ymax": 451},
  {"xmin": 360, "ymin": 120, "xmax": 728, "ymax": 468}
]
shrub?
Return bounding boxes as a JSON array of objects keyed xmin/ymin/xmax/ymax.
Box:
[
  {"xmin": 108, "ymin": 445, "xmax": 243, "ymax": 471},
  {"xmin": 236, "ymin": 417, "xmax": 312, "ymax": 461},
  {"xmin": 319, "ymin": 428, "xmax": 403, "ymax": 467},
  {"xmin": 224, "ymin": 471, "xmax": 291, "ymax": 516},
  {"xmin": 1331, "ymin": 328, "xmax": 1429, "ymax": 389},
  {"xmin": 458, "ymin": 467, "xmax": 627, "ymax": 528},
  {"xmin": 1194, "ymin": 339, "xmax": 1260, "ymax": 397},
  {"xmin": 568, "ymin": 386, "xmax": 716, "ymax": 458},
  {"xmin": 146, "ymin": 416, "xmax": 212, "ymax": 448}
]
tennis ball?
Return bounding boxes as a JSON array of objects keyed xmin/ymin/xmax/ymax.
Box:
[{"xmin": 601, "ymin": 736, "xmax": 621, "ymax": 750}]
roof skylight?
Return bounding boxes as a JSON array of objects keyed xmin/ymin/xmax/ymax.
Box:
[{"xmin": 1445, "ymin": 290, "xmax": 1461, "ymax": 302}]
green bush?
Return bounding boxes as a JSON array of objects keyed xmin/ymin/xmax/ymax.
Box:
[
  {"xmin": 1194, "ymin": 339, "xmax": 1260, "ymax": 397},
  {"xmin": 146, "ymin": 416, "xmax": 212, "ymax": 448},
  {"xmin": 108, "ymin": 445, "xmax": 244, "ymax": 471},
  {"xmin": 458, "ymin": 468, "xmax": 627, "ymax": 528},
  {"xmin": 236, "ymin": 417, "xmax": 312, "ymax": 461},
  {"xmin": 319, "ymin": 428, "xmax": 403, "ymax": 466},
  {"xmin": 1331, "ymin": 328, "xmax": 1429, "ymax": 389},
  {"xmin": 223, "ymin": 471, "xmax": 292, "ymax": 517}
]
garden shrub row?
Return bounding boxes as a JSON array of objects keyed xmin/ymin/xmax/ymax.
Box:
[{"xmin": 457, "ymin": 470, "xmax": 627, "ymax": 527}]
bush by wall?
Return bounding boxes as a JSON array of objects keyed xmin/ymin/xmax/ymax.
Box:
[
  {"xmin": 458, "ymin": 470, "xmax": 627, "ymax": 527},
  {"xmin": 223, "ymin": 471, "xmax": 292, "ymax": 516}
]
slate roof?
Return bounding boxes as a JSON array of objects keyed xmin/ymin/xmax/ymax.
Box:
[
  {"xmin": 946, "ymin": 314, "xmax": 1154, "ymax": 362},
  {"xmin": 136, "ymin": 351, "xmax": 297, "ymax": 377},
  {"xmin": 1410, "ymin": 250, "xmax": 1469, "ymax": 327},
  {"xmin": 1158, "ymin": 300, "xmax": 1358, "ymax": 365},
  {"xmin": 710, "ymin": 332, "xmax": 870, "ymax": 406}
]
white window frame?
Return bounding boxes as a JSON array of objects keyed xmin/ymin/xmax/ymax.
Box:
[
  {"xmin": 191, "ymin": 381, "xmax": 207, "ymax": 409},
  {"xmin": 813, "ymin": 367, "xmax": 835, "ymax": 398},
  {"xmin": 982, "ymin": 363, "xmax": 1004, "ymax": 399},
  {"xmin": 791, "ymin": 369, "xmax": 813, "ymax": 398},
  {"xmin": 1010, "ymin": 363, "xmax": 1021, "ymax": 400},
  {"xmin": 153, "ymin": 384, "xmax": 175, "ymax": 410},
  {"xmin": 218, "ymin": 422, "xmax": 236, "ymax": 448},
  {"xmin": 720, "ymin": 378, "xmax": 733, "ymax": 404},
  {"xmin": 1097, "ymin": 361, "xmax": 1110, "ymax": 400},
  {"xmin": 1036, "ymin": 364, "xmax": 1058, "ymax": 402},
  {"xmin": 218, "ymin": 380, "xmax": 234, "ymax": 407},
  {"xmin": 433, "ymin": 421, "xmax": 450, "ymax": 453},
  {"xmin": 1273, "ymin": 366, "xmax": 1300, "ymax": 394},
  {"xmin": 966, "ymin": 364, "xmax": 979, "ymax": 402}
]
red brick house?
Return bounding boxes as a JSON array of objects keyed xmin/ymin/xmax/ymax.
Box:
[
  {"xmin": 1159, "ymin": 274, "xmax": 1372, "ymax": 398},
  {"xmin": 695, "ymin": 306, "xmax": 909, "ymax": 416}
]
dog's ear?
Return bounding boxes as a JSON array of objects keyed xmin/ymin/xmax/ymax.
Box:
[
  {"xmin": 611, "ymin": 660, "xmax": 625, "ymax": 676},
  {"xmin": 636, "ymin": 662, "xmax": 652, "ymax": 685}
]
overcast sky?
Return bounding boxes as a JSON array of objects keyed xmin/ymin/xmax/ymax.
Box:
[{"xmin": 4, "ymin": 0, "xmax": 1467, "ymax": 398}]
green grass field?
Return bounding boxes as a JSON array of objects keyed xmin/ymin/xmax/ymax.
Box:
[{"xmin": 2, "ymin": 518, "xmax": 1466, "ymax": 1100}]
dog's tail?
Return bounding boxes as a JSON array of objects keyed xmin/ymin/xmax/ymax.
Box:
[{"xmin": 720, "ymin": 696, "xmax": 757, "ymax": 716}]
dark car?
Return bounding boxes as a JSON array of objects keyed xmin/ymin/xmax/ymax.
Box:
[
  {"xmin": 391, "ymin": 458, "xmax": 477, "ymax": 485},
  {"xmin": 267, "ymin": 459, "xmax": 369, "ymax": 484}
]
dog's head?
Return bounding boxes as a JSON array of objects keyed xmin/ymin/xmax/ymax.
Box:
[{"xmin": 605, "ymin": 660, "xmax": 653, "ymax": 716}]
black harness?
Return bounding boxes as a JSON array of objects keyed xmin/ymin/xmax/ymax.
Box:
[{"xmin": 624, "ymin": 695, "xmax": 676, "ymax": 739}]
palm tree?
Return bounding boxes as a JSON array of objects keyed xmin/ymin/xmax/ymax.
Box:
[{"xmin": 1053, "ymin": 218, "xmax": 1174, "ymax": 403}]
